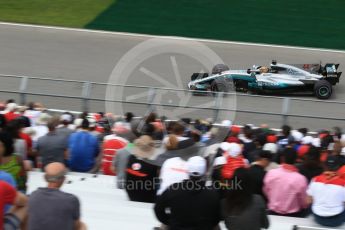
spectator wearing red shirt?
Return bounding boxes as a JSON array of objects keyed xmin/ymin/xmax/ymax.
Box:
[
  {"xmin": 101, "ymin": 122, "xmax": 129, "ymax": 175},
  {"xmin": 220, "ymin": 142, "xmax": 248, "ymax": 180},
  {"xmin": 0, "ymin": 181, "xmax": 28, "ymax": 230},
  {"xmin": 3, "ymin": 103, "xmax": 20, "ymax": 123},
  {"xmin": 338, "ymin": 165, "xmax": 345, "ymax": 180},
  {"xmin": 226, "ymin": 126, "xmax": 241, "ymax": 144}
]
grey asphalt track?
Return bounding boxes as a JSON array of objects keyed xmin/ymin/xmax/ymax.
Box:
[{"xmin": 0, "ymin": 23, "xmax": 344, "ymax": 131}]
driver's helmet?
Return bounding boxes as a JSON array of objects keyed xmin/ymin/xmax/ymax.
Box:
[{"xmin": 259, "ymin": 66, "xmax": 269, "ymax": 73}]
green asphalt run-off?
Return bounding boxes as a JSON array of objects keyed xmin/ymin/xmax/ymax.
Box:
[{"xmin": 0, "ymin": 0, "xmax": 345, "ymax": 50}]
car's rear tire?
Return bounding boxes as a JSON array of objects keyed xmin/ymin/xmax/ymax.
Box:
[
  {"xmin": 314, "ymin": 80, "xmax": 332, "ymax": 99},
  {"xmin": 212, "ymin": 64, "xmax": 229, "ymax": 74}
]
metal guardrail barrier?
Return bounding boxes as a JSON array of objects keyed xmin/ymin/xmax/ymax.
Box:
[
  {"xmin": 292, "ymin": 225, "xmax": 344, "ymax": 230},
  {"xmin": 0, "ymin": 74, "xmax": 345, "ymax": 127}
]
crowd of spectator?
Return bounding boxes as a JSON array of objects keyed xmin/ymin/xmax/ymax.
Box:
[{"xmin": 0, "ymin": 98, "xmax": 345, "ymax": 229}]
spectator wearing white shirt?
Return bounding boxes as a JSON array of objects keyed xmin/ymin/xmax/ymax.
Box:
[{"xmin": 307, "ymin": 156, "xmax": 345, "ymax": 227}]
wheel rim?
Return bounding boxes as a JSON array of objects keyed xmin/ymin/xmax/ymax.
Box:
[{"xmin": 318, "ymin": 87, "xmax": 329, "ymax": 97}]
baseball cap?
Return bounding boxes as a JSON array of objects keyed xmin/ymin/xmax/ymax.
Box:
[
  {"xmin": 312, "ymin": 138, "xmax": 321, "ymax": 147},
  {"xmin": 291, "ymin": 130, "xmax": 303, "ymax": 142},
  {"xmin": 88, "ymin": 118, "xmax": 97, "ymax": 128},
  {"xmin": 74, "ymin": 118, "xmax": 83, "ymax": 127},
  {"xmin": 60, "ymin": 114, "xmax": 72, "ymax": 122},
  {"xmin": 220, "ymin": 142, "xmax": 231, "ymax": 151},
  {"xmin": 186, "ymin": 156, "xmax": 207, "ymax": 177},
  {"xmin": 263, "ymin": 143, "xmax": 278, "ymax": 154},
  {"xmin": 6, "ymin": 103, "xmax": 17, "ymax": 112},
  {"xmin": 297, "ymin": 145, "xmax": 310, "ymax": 158},
  {"xmin": 221, "ymin": 120, "xmax": 232, "ymax": 127},
  {"xmin": 213, "ymin": 156, "xmax": 226, "ymax": 166},
  {"xmin": 325, "ymin": 156, "xmax": 341, "ymax": 171},
  {"xmin": 266, "ymin": 135, "xmax": 277, "ymax": 143},
  {"xmin": 341, "ymin": 147, "xmax": 345, "ymax": 156},
  {"xmin": 225, "ymin": 143, "xmax": 242, "ymax": 157},
  {"xmin": 231, "ymin": 126, "xmax": 241, "ymax": 134},
  {"xmin": 301, "ymin": 136, "xmax": 314, "ymax": 145}
]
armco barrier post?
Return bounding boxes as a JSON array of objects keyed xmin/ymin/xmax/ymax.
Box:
[
  {"xmin": 81, "ymin": 82, "xmax": 92, "ymax": 112},
  {"xmin": 147, "ymin": 88, "xmax": 157, "ymax": 112},
  {"xmin": 282, "ymin": 97, "xmax": 290, "ymax": 126},
  {"xmin": 19, "ymin": 76, "xmax": 28, "ymax": 105},
  {"xmin": 213, "ymin": 92, "xmax": 224, "ymax": 122}
]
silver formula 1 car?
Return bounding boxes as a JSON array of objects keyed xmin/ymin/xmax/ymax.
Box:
[{"xmin": 188, "ymin": 61, "xmax": 341, "ymax": 99}]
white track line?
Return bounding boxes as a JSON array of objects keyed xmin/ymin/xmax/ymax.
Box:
[{"xmin": 1, "ymin": 21, "xmax": 345, "ymax": 54}]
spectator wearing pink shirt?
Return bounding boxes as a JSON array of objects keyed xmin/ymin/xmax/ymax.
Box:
[{"xmin": 263, "ymin": 148, "xmax": 308, "ymax": 217}]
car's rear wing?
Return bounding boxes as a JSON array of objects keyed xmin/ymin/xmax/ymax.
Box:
[
  {"xmin": 287, "ymin": 62, "xmax": 341, "ymax": 85},
  {"xmin": 322, "ymin": 63, "xmax": 341, "ymax": 85}
]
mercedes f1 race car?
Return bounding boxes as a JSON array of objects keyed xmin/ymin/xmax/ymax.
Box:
[{"xmin": 187, "ymin": 61, "xmax": 341, "ymax": 99}]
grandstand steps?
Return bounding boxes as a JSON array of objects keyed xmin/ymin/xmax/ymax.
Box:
[{"xmin": 27, "ymin": 172, "xmax": 344, "ymax": 230}]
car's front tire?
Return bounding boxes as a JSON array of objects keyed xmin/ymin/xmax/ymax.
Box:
[
  {"xmin": 210, "ymin": 81, "xmax": 228, "ymax": 97},
  {"xmin": 314, "ymin": 80, "xmax": 332, "ymax": 99}
]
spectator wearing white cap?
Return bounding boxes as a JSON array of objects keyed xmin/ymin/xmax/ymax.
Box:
[
  {"xmin": 290, "ymin": 130, "xmax": 304, "ymax": 155},
  {"xmin": 220, "ymin": 143, "xmax": 248, "ymax": 180},
  {"xmin": 88, "ymin": 118, "xmax": 100, "ymax": 138},
  {"xmin": 302, "ymin": 135, "xmax": 314, "ymax": 145},
  {"xmin": 31, "ymin": 113, "xmax": 51, "ymax": 143},
  {"xmin": 56, "ymin": 113, "xmax": 75, "ymax": 142},
  {"xmin": 262, "ymin": 143, "xmax": 279, "ymax": 171},
  {"xmin": 23, "ymin": 102, "xmax": 43, "ymax": 127},
  {"xmin": 107, "ymin": 122, "xmax": 133, "ymax": 142},
  {"xmin": 312, "ymin": 138, "xmax": 321, "ymax": 148},
  {"xmin": 156, "ymin": 155, "xmax": 189, "ymax": 196},
  {"xmin": 291, "ymin": 130, "xmax": 304, "ymax": 143},
  {"xmin": 221, "ymin": 120, "xmax": 232, "ymax": 127},
  {"xmin": 154, "ymin": 156, "xmax": 221, "ymax": 230}
]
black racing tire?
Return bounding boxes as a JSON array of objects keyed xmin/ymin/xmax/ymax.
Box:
[
  {"xmin": 314, "ymin": 80, "xmax": 332, "ymax": 99},
  {"xmin": 210, "ymin": 81, "xmax": 228, "ymax": 97},
  {"xmin": 212, "ymin": 64, "xmax": 230, "ymax": 74}
]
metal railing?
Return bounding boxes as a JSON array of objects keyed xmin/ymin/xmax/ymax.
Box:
[{"xmin": 0, "ymin": 74, "xmax": 345, "ymax": 128}]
